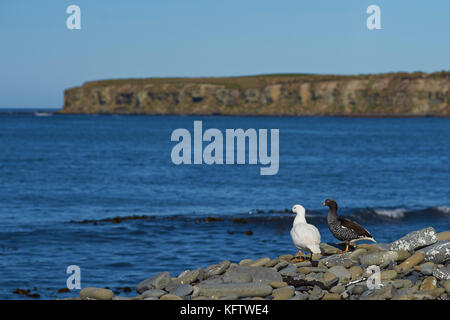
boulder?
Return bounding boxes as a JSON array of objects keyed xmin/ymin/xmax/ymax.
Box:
[
  {"xmin": 197, "ymin": 282, "xmax": 273, "ymax": 298},
  {"xmin": 389, "ymin": 227, "xmax": 437, "ymax": 251},
  {"xmin": 418, "ymin": 240, "xmax": 450, "ymax": 264},
  {"xmin": 79, "ymin": 287, "xmax": 114, "ymax": 300}
]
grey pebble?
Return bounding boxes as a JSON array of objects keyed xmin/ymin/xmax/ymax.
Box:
[
  {"xmin": 136, "ymin": 271, "xmax": 171, "ymax": 293},
  {"xmin": 309, "ymin": 285, "xmax": 324, "ymax": 300},
  {"xmin": 170, "ymin": 284, "xmax": 193, "ymax": 297},
  {"xmin": 141, "ymin": 289, "xmax": 166, "ymax": 298}
]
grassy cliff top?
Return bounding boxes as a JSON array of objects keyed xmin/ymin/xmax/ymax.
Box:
[{"xmin": 74, "ymin": 71, "xmax": 450, "ymax": 90}]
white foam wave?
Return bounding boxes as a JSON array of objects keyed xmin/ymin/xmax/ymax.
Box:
[
  {"xmin": 374, "ymin": 208, "xmax": 407, "ymax": 219},
  {"xmin": 434, "ymin": 206, "xmax": 450, "ymax": 214}
]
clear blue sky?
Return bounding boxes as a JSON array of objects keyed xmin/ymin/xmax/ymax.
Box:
[{"xmin": 0, "ymin": 0, "xmax": 449, "ymax": 108}]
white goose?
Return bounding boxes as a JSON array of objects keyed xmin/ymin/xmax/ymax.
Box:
[{"xmin": 290, "ymin": 204, "xmax": 321, "ymax": 261}]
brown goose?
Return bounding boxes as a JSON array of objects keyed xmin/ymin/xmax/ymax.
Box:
[{"xmin": 322, "ymin": 199, "xmax": 375, "ymax": 252}]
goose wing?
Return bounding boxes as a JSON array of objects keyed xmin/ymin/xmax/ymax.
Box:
[{"xmin": 338, "ymin": 217, "xmax": 372, "ymax": 238}]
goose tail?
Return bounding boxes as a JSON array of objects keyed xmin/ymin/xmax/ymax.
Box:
[{"xmin": 351, "ymin": 237, "xmax": 377, "ymax": 244}]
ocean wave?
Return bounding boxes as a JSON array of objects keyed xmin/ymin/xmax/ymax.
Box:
[
  {"xmin": 373, "ymin": 208, "xmax": 407, "ymax": 219},
  {"xmin": 70, "ymin": 205, "xmax": 450, "ymax": 226},
  {"xmin": 433, "ymin": 206, "xmax": 450, "ymax": 214}
]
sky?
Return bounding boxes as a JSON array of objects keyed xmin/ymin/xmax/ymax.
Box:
[{"xmin": 0, "ymin": 0, "xmax": 449, "ymax": 108}]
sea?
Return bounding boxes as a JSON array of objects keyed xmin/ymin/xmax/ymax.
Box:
[{"xmin": 0, "ymin": 109, "xmax": 448, "ymax": 299}]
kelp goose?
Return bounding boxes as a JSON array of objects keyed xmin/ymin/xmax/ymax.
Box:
[
  {"xmin": 290, "ymin": 204, "xmax": 321, "ymax": 261},
  {"xmin": 322, "ymin": 199, "xmax": 375, "ymax": 252}
]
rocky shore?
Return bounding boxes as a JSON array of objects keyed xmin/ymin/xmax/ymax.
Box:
[{"xmin": 72, "ymin": 227, "xmax": 450, "ymax": 300}]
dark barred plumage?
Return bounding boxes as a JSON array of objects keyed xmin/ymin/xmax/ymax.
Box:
[{"xmin": 322, "ymin": 199, "xmax": 374, "ymax": 244}]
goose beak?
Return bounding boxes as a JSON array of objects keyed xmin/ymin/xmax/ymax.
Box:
[{"xmin": 321, "ymin": 202, "xmax": 326, "ymax": 207}]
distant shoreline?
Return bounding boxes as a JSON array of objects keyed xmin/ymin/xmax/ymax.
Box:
[
  {"xmin": 1, "ymin": 111, "xmax": 449, "ymax": 119},
  {"xmin": 61, "ymin": 72, "xmax": 450, "ymax": 117}
]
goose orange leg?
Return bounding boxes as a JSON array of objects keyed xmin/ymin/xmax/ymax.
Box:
[
  {"xmin": 342, "ymin": 242, "xmax": 350, "ymax": 253},
  {"xmin": 294, "ymin": 250, "xmax": 304, "ymax": 262}
]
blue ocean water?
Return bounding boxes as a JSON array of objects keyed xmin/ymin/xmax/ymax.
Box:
[{"xmin": 0, "ymin": 112, "xmax": 448, "ymax": 299}]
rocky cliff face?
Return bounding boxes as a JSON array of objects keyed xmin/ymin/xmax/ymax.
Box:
[{"xmin": 61, "ymin": 72, "xmax": 450, "ymax": 116}]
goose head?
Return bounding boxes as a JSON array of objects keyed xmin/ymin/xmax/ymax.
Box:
[
  {"xmin": 322, "ymin": 198, "xmax": 337, "ymax": 209},
  {"xmin": 292, "ymin": 204, "xmax": 306, "ymax": 216}
]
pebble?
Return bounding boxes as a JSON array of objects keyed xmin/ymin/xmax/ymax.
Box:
[
  {"xmin": 171, "ymin": 284, "xmax": 193, "ymax": 297},
  {"xmin": 177, "ymin": 268, "xmax": 203, "ymax": 285},
  {"xmin": 278, "ymin": 254, "xmax": 293, "ymax": 262},
  {"xmin": 419, "ymin": 288, "xmax": 445, "ymax": 298},
  {"xmin": 200, "ymin": 277, "xmax": 223, "ymax": 285},
  {"xmin": 351, "ymin": 285, "xmax": 367, "ymax": 295},
  {"xmin": 239, "ymin": 259, "xmax": 253, "ymax": 266},
  {"xmin": 295, "ymin": 261, "xmax": 312, "ymax": 267},
  {"xmin": 191, "ymin": 286, "xmax": 200, "ymax": 297},
  {"xmin": 360, "ymin": 251, "xmax": 404, "ymax": 267},
  {"xmin": 320, "ymin": 243, "xmax": 341, "ymax": 255},
  {"xmin": 359, "ymin": 285, "xmax": 393, "ymax": 300},
  {"xmin": 309, "ymin": 285, "xmax": 324, "ymax": 300},
  {"xmin": 245, "ymin": 266, "xmax": 283, "ymax": 283},
  {"xmin": 323, "ymin": 272, "xmax": 338, "ymax": 286},
  {"xmin": 320, "ymin": 254, "xmax": 353, "ymax": 268},
  {"xmin": 297, "ymin": 267, "xmax": 311, "ymax": 274},
  {"xmin": 390, "ymin": 279, "xmax": 412, "ymax": 289},
  {"xmin": 204, "ymin": 260, "xmax": 230, "ymax": 278},
  {"xmin": 341, "ymin": 291, "xmax": 350, "ymax": 299},
  {"xmin": 327, "ymin": 266, "xmax": 351, "ymax": 282},
  {"xmin": 279, "ymin": 264, "xmax": 298, "ymax": 277},
  {"xmin": 396, "ymin": 252, "xmax": 425, "ymax": 273},
  {"xmin": 272, "ymin": 286, "xmax": 295, "ymax": 300},
  {"xmin": 191, "ymin": 296, "xmax": 213, "ymax": 300},
  {"xmin": 394, "ymin": 293, "xmax": 432, "ymax": 300},
  {"xmin": 176, "ymin": 270, "xmax": 190, "ymax": 279},
  {"xmin": 249, "ymin": 257, "xmax": 271, "ymax": 267},
  {"xmin": 264, "ymin": 259, "xmax": 278, "ymax": 268},
  {"xmin": 330, "ymin": 285, "xmax": 345, "ymax": 294},
  {"xmin": 219, "ymin": 295, "xmax": 238, "ymax": 300},
  {"xmin": 417, "ymin": 262, "xmax": 435, "ymax": 275},
  {"xmin": 140, "ymin": 289, "xmax": 166, "ymax": 298},
  {"xmin": 136, "ymin": 271, "xmax": 171, "ymax": 293},
  {"xmin": 444, "ymin": 280, "xmax": 450, "ymax": 293},
  {"xmin": 164, "ymin": 281, "xmax": 180, "ymax": 292},
  {"xmin": 304, "ymin": 273, "xmax": 322, "ymax": 283},
  {"xmin": 419, "ymin": 276, "xmax": 437, "ymax": 291},
  {"xmin": 349, "ymin": 265, "xmax": 363, "ymax": 280},
  {"xmin": 381, "ymin": 270, "xmax": 398, "ymax": 280},
  {"xmin": 269, "ymin": 281, "xmax": 287, "ymax": 289},
  {"xmin": 348, "ymin": 248, "xmax": 367, "ymax": 261},
  {"xmin": 322, "ymin": 293, "xmax": 341, "ymax": 300},
  {"xmin": 432, "ymin": 266, "xmax": 450, "ymax": 280},
  {"xmin": 356, "ymin": 244, "xmax": 381, "ymax": 251},
  {"xmin": 272, "ymin": 261, "xmax": 288, "ymax": 271},
  {"xmin": 308, "ymin": 267, "xmax": 329, "ymax": 273},
  {"xmin": 436, "ymin": 231, "xmax": 450, "ymax": 241},
  {"xmin": 79, "ymin": 287, "xmax": 114, "ymax": 300},
  {"xmin": 197, "ymin": 283, "xmax": 273, "ymax": 298},
  {"xmin": 373, "ymin": 243, "xmax": 391, "ymax": 251},
  {"xmin": 159, "ymin": 294, "xmax": 183, "ymax": 300},
  {"xmin": 222, "ymin": 271, "xmax": 252, "ymax": 283},
  {"xmin": 289, "ymin": 292, "xmax": 309, "ymax": 300}
]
